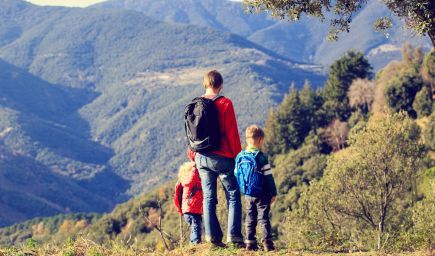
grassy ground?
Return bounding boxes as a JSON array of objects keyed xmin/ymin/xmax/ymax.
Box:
[{"xmin": 0, "ymin": 240, "xmax": 432, "ymax": 256}]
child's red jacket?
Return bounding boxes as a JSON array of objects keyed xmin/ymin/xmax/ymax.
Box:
[{"xmin": 174, "ymin": 166, "xmax": 203, "ymax": 215}]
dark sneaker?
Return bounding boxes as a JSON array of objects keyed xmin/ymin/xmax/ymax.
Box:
[
  {"xmin": 246, "ymin": 243, "xmax": 258, "ymax": 251},
  {"xmin": 262, "ymin": 240, "xmax": 275, "ymax": 252},
  {"xmin": 210, "ymin": 241, "xmax": 226, "ymax": 248}
]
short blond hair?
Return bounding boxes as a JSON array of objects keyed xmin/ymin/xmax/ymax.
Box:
[
  {"xmin": 245, "ymin": 125, "xmax": 265, "ymax": 144},
  {"xmin": 178, "ymin": 162, "xmax": 195, "ymax": 180},
  {"xmin": 203, "ymin": 70, "xmax": 223, "ymax": 89}
]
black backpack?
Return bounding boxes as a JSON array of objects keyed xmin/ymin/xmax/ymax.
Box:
[{"xmin": 184, "ymin": 96, "xmax": 222, "ymax": 152}]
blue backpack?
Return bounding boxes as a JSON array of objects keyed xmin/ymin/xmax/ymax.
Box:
[{"xmin": 235, "ymin": 150, "xmax": 263, "ymax": 197}]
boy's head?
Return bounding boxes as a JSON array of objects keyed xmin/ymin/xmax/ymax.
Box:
[
  {"xmin": 178, "ymin": 161, "xmax": 196, "ymax": 180},
  {"xmin": 245, "ymin": 125, "xmax": 265, "ymax": 148},
  {"xmin": 203, "ymin": 70, "xmax": 223, "ymax": 90}
]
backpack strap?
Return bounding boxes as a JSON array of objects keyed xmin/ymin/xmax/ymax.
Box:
[
  {"xmin": 211, "ymin": 95, "xmax": 223, "ymax": 101},
  {"xmin": 244, "ymin": 149, "xmax": 259, "ymax": 158},
  {"xmin": 247, "ymin": 150, "xmax": 260, "ymax": 171},
  {"xmin": 194, "ymin": 95, "xmax": 223, "ymax": 102}
]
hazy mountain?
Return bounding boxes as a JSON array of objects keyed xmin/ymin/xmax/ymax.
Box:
[
  {"xmin": 0, "ymin": 0, "xmax": 324, "ymax": 225},
  {"xmin": 0, "ymin": 59, "xmax": 129, "ymax": 226},
  {"xmin": 96, "ymin": 0, "xmax": 432, "ymax": 70}
]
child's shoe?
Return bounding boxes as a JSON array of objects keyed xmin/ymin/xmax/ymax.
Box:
[
  {"xmin": 262, "ymin": 240, "xmax": 275, "ymax": 252},
  {"xmin": 246, "ymin": 243, "xmax": 258, "ymax": 251},
  {"xmin": 210, "ymin": 241, "xmax": 226, "ymax": 248}
]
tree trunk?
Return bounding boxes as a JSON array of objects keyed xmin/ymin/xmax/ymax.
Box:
[{"xmin": 377, "ymin": 222, "xmax": 382, "ymax": 250}]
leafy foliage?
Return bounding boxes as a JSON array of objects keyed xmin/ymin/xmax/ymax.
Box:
[
  {"xmin": 264, "ymin": 87, "xmax": 311, "ymax": 157},
  {"xmin": 384, "ymin": 69, "xmax": 424, "ymax": 117},
  {"xmin": 413, "ymin": 86, "xmax": 433, "ymax": 117},
  {"xmin": 284, "ymin": 113, "xmax": 428, "ymax": 251},
  {"xmin": 374, "ymin": 45, "xmax": 433, "ymax": 118},
  {"xmin": 300, "ymin": 81, "xmax": 326, "ymax": 130},
  {"xmin": 272, "ymin": 133, "xmax": 327, "ymax": 212},
  {"xmin": 382, "ymin": 0, "xmax": 435, "ymax": 45},
  {"xmin": 243, "ymin": 0, "xmax": 435, "ymax": 45},
  {"xmin": 348, "ymin": 78, "xmax": 375, "ymax": 115},
  {"xmin": 324, "ymin": 119, "xmax": 349, "ymax": 152},
  {"xmin": 0, "ymin": 213, "xmax": 101, "ymax": 246},
  {"xmin": 423, "ymin": 112, "xmax": 435, "ymax": 150},
  {"xmin": 421, "ymin": 50, "xmax": 435, "ymax": 88},
  {"xmin": 323, "ymin": 51, "xmax": 372, "ymax": 121}
]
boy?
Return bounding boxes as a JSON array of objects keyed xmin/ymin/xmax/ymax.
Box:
[
  {"xmin": 235, "ymin": 125, "xmax": 277, "ymax": 251},
  {"xmin": 174, "ymin": 151, "xmax": 203, "ymax": 244}
]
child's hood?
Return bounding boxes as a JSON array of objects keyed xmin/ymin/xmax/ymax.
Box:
[{"xmin": 178, "ymin": 167, "xmax": 200, "ymax": 186}]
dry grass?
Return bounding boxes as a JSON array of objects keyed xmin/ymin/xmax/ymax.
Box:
[
  {"xmin": 1, "ymin": 239, "xmax": 431, "ymax": 256},
  {"xmin": 168, "ymin": 243, "xmax": 433, "ymax": 256}
]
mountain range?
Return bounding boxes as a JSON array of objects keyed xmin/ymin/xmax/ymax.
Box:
[
  {"xmin": 0, "ymin": 0, "xmax": 324, "ymax": 226},
  {"xmin": 95, "ymin": 0, "xmax": 432, "ymax": 70},
  {"xmin": 0, "ymin": 58, "xmax": 129, "ymax": 227}
]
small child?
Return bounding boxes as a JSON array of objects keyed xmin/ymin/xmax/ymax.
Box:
[
  {"xmin": 235, "ymin": 125, "xmax": 277, "ymax": 251},
  {"xmin": 174, "ymin": 150, "xmax": 203, "ymax": 244}
]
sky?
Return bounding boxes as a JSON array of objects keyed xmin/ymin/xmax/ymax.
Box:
[{"xmin": 27, "ymin": 0, "xmax": 108, "ymax": 7}]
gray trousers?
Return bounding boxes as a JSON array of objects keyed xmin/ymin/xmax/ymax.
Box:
[{"xmin": 244, "ymin": 195, "xmax": 272, "ymax": 244}]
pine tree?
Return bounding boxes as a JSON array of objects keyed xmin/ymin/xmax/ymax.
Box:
[
  {"xmin": 264, "ymin": 109, "xmax": 282, "ymax": 157},
  {"xmin": 300, "ymin": 81, "xmax": 325, "ymax": 130},
  {"xmin": 264, "ymin": 86, "xmax": 310, "ymax": 158},
  {"xmin": 323, "ymin": 51, "xmax": 372, "ymax": 121}
]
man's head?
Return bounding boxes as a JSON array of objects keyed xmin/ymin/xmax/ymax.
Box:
[
  {"xmin": 203, "ymin": 70, "xmax": 223, "ymax": 90},
  {"xmin": 245, "ymin": 125, "xmax": 265, "ymax": 148}
]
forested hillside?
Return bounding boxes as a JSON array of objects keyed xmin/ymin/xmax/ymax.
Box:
[
  {"xmin": 96, "ymin": 0, "xmax": 432, "ymax": 69},
  {"xmin": 1, "ymin": 48, "xmax": 432, "ymax": 254},
  {"xmin": 0, "ymin": 0, "xmax": 325, "ymax": 225},
  {"xmin": 0, "ymin": 59, "xmax": 128, "ymax": 226}
]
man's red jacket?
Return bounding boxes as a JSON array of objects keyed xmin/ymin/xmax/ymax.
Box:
[{"xmin": 210, "ymin": 97, "xmax": 242, "ymax": 159}]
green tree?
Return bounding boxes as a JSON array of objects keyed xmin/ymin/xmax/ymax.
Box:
[
  {"xmin": 413, "ymin": 86, "xmax": 433, "ymax": 117},
  {"xmin": 323, "ymin": 51, "xmax": 372, "ymax": 121},
  {"xmin": 273, "ymin": 133, "xmax": 327, "ymax": 211},
  {"xmin": 243, "ymin": 0, "xmax": 435, "ymax": 45},
  {"xmin": 285, "ymin": 113, "xmax": 426, "ymax": 251},
  {"xmin": 384, "ymin": 69, "xmax": 424, "ymax": 118},
  {"xmin": 421, "ymin": 50, "xmax": 435, "ymax": 91},
  {"xmin": 264, "ymin": 87, "xmax": 310, "ymax": 158},
  {"xmin": 300, "ymin": 81, "xmax": 325, "ymax": 130},
  {"xmin": 263, "ymin": 109, "xmax": 281, "ymax": 157},
  {"xmin": 423, "ymin": 112, "xmax": 435, "ymax": 150}
]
